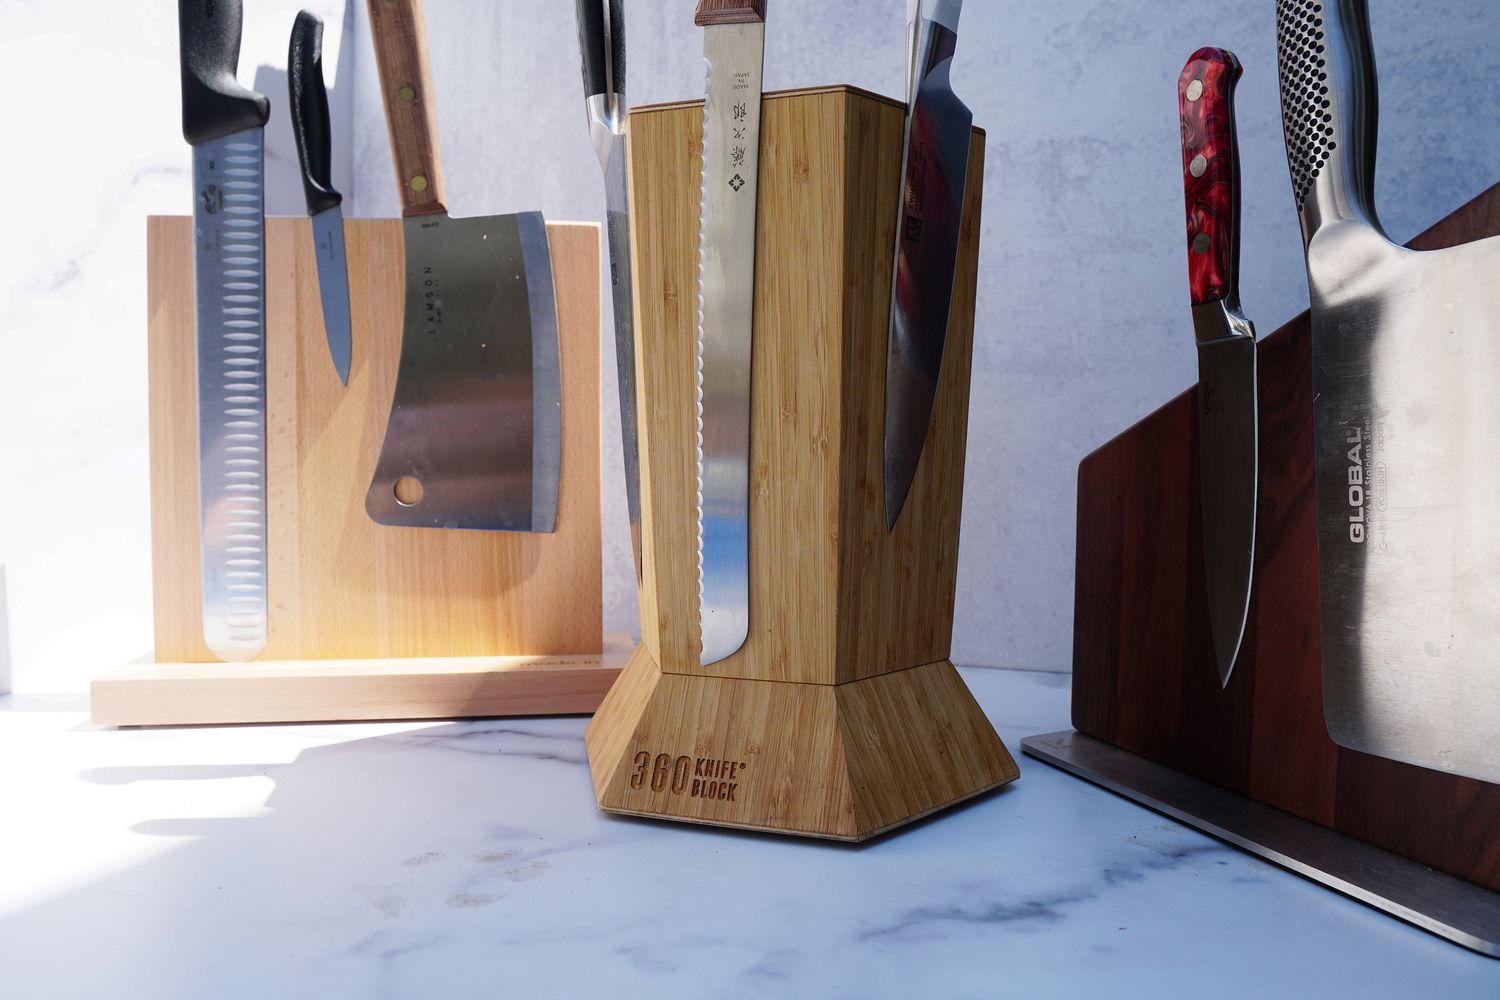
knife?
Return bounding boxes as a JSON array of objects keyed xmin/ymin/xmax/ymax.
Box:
[
  {"xmin": 694, "ymin": 0, "xmax": 766, "ymax": 666},
  {"xmin": 1277, "ymin": 0, "xmax": 1500, "ymax": 781},
  {"xmin": 574, "ymin": 0, "xmax": 642, "ymax": 581},
  {"xmin": 179, "ymin": 0, "xmax": 271, "ymax": 661},
  {"xmin": 363, "ymin": 0, "xmax": 562, "ymax": 533},
  {"xmin": 1179, "ymin": 47, "xmax": 1256, "ymax": 689},
  {"xmin": 288, "ymin": 10, "xmax": 352, "ymax": 385},
  {"xmin": 883, "ymin": 0, "xmax": 972, "ymax": 530}
]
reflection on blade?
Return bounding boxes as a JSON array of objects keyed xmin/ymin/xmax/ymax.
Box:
[{"xmin": 310, "ymin": 205, "xmax": 352, "ymax": 384}]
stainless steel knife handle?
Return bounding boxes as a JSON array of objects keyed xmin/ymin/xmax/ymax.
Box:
[
  {"xmin": 289, "ymin": 11, "xmax": 342, "ymax": 217},
  {"xmin": 366, "ymin": 0, "xmax": 447, "ymax": 217},
  {"xmin": 179, "ymin": 0, "xmax": 269, "ymax": 146},
  {"xmin": 1275, "ymin": 0, "xmax": 1380, "ymax": 245}
]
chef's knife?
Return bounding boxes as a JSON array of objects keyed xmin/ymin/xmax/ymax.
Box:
[
  {"xmin": 288, "ymin": 10, "xmax": 352, "ymax": 385},
  {"xmin": 694, "ymin": 0, "xmax": 766, "ymax": 666},
  {"xmin": 883, "ymin": 0, "xmax": 972, "ymax": 530},
  {"xmin": 179, "ymin": 0, "xmax": 271, "ymax": 661},
  {"xmin": 1277, "ymin": 0, "xmax": 1500, "ymax": 781},
  {"xmin": 363, "ymin": 0, "xmax": 562, "ymax": 533},
  {"xmin": 1179, "ymin": 47, "xmax": 1256, "ymax": 689},
  {"xmin": 574, "ymin": 0, "xmax": 642, "ymax": 581}
]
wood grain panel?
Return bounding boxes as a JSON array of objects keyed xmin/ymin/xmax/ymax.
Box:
[{"xmin": 1072, "ymin": 183, "xmax": 1500, "ymax": 891}]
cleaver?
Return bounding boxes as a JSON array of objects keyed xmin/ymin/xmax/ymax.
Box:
[
  {"xmin": 1277, "ymin": 0, "xmax": 1500, "ymax": 782},
  {"xmin": 363, "ymin": 0, "xmax": 561, "ymax": 532}
]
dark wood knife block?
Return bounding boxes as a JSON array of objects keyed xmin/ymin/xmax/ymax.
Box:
[
  {"xmin": 585, "ymin": 86, "xmax": 1018, "ymax": 840},
  {"xmin": 1072, "ymin": 182, "xmax": 1500, "ymax": 892}
]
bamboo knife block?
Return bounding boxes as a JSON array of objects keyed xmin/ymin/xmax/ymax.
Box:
[
  {"xmin": 92, "ymin": 218, "xmax": 612, "ymax": 726},
  {"xmin": 585, "ymin": 86, "xmax": 1018, "ymax": 840}
]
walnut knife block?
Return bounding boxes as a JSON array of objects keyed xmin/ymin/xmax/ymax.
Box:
[
  {"xmin": 585, "ymin": 86, "xmax": 1018, "ymax": 840},
  {"xmin": 1072, "ymin": 182, "xmax": 1500, "ymax": 891},
  {"xmin": 92, "ymin": 219, "xmax": 613, "ymax": 726}
]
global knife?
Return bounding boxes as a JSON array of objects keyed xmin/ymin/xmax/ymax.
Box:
[
  {"xmin": 694, "ymin": 0, "xmax": 766, "ymax": 666},
  {"xmin": 1277, "ymin": 0, "xmax": 1500, "ymax": 781},
  {"xmin": 1179, "ymin": 47, "xmax": 1256, "ymax": 689},
  {"xmin": 883, "ymin": 0, "xmax": 972, "ymax": 530},
  {"xmin": 179, "ymin": 0, "xmax": 271, "ymax": 661},
  {"xmin": 574, "ymin": 0, "xmax": 642, "ymax": 581},
  {"xmin": 288, "ymin": 10, "xmax": 352, "ymax": 385},
  {"xmin": 363, "ymin": 0, "xmax": 562, "ymax": 533}
]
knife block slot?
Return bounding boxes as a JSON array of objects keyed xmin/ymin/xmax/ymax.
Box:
[
  {"xmin": 1065, "ymin": 182, "xmax": 1500, "ymax": 894},
  {"xmin": 584, "ymin": 85, "xmax": 1018, "ymax": 840},
  {"xmin": 91, "ymin": 218, "xmax": 617, "ymax": 726}
]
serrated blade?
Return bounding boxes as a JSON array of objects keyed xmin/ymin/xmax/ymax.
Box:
[
  {"xmin": 192, "ymin": 127, "xmax": 268, "ymax": 661},
  {"xmin": 696, "ymin": 22, "xmax": 764, "ymax": 666},
  {"xmin": 310, "ymin": 204, "xmax": 352, "ymax": 384},
  {"xmin": 883, "ymin": 10, "xmax": 971, "ymax": 530}
]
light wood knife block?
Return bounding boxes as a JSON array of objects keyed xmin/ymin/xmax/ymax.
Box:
[
  {"xmin": 91, "ymin": 218, "xmax": 620, "ymax": 727},
  {"xmin": 585, "ymin": 86, "xmax": 1018, "ymax": 840}
]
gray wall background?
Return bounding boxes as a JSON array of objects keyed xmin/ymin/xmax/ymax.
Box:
[{"xmin": 2, "ymin": 1, "xmax": 1497, "ymax": 688}]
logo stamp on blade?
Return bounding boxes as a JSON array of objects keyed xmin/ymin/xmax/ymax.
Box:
[{"xmin": 200, "ymin": 184, "xmax": 224, "ymax": 214}]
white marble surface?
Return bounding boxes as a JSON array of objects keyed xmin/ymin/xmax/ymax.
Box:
[{"xmin": 2, "ymin": 666, "xmax": 1496, "ymax": 998}]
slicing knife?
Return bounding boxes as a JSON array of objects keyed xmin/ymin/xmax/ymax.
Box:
[
  {"xmin": 289, "ymin": 10, "xmax": 352, "ymax": 385},
  {"xmin": 1179, "ymin": 47, "xmax": 1256, "ymax": 688},
  {"xmin": 1276, "ymin": 0, "xmax": 1500, "ymax": 781},
  {"xmin": 363, "ymin": 0, "xmax": 561, "ymax": 533},
  {"xmin": 694, "ymin": 0, "xmax": 766, "ymax": 666},
  {"xmin": 179, "ymin": 0, "xmax": 271, "ymax": 661},
  {"xmin": 883, "ymin": 0, "xmax": 972, "ymax": 531},
  {"xmin": 574, "ymin": 0, "xmax": 642, "ymax": 581}
]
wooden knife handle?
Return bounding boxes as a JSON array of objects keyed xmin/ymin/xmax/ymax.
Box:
[
  {"xmin": 694, "ymin": 0, "xmax": 766, "ymax": 26},
  {"xmin": 1179, "ymin": 46, "xmax": 1241, "ymax": 306},
  {"xmin": 367, "ymin": 0, "xmax": 446, "ymax": 216}
]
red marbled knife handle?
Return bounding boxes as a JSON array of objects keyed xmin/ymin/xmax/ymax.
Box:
[{"xmin": 1179, "ymin": 47, "xmax": 1242, "ymax": 306}]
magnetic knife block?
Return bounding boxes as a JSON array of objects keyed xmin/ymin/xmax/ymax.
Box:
[
  {"xmin": 90, "ymin": 218, "xmax": 624, "ymax": 726},
  {"xmin": 585, "ymin": 86, "xmax": 1019, "ymax": 840},
  {"xmin": 1028, "ymin": 182, "xmax": 1500, "ymax": 952}
]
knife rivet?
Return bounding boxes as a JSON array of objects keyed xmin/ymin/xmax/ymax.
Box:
[
  {"xmin": 397, "ymin": 85, "xmax": 416, "ymax": 103},
  {"xmin": 1192, "ymin": 232, "xmax": 1211, "ymax": 255},
  {"xmin": 1186, "ymin": 79, "xmax": 1204, "ymax": 102},
  {"xmin": 409, "ymin": 175, "xmax": 429, "ymax": 192},
  {"xmin": 1190, "ymin": 154, "xmax": 1209, "ymax": 178}
]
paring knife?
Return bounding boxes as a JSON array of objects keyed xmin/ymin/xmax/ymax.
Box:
[
  {"xmin": 574, "ymin": 0, "xmax": 643, "ymax": 581},
  {"xmin": 288, "ymin": 10, "xmax": 352, "ymax": 385},
  {"xmin": 1276, "ymin": 0, "xmax": 1500, "ymax": 782},
  {"xmin": 694, "ymin": 0, "xmax": 766, "ymax": 666},
  {"xmin": 363, "ymin": 0, "xmax": 562, "ymax": 533},
  {"xmin": 178, "ymin": 0, "xmax": 271, "ymax": 661},
  {"xmin": 883, "ymin": 0, "xmax": 972, "ymax": 531},
  {"xmin": 1179, "ymin": 47, "xmax": 1256, "ymax": 688}
]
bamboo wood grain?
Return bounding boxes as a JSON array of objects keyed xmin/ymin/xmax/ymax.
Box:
[
  {"xmin": 144, "ymin": 217, "xmax": 601, "ymax": 665},
  {"xmin": 366, "ymin": 0, "xmax": 446, "ymax": 216},
  {"xmin": 627, "ymin": 85, "xmax": 984, "ymax": 685},
  {"xmin": 1072, "ymin": 181, "xmax": 1500, "ymax": 892}
]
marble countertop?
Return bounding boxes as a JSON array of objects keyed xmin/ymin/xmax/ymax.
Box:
[{"xmin": 1, "ymin": 666, "xmax": 1496, "ymax": 999}]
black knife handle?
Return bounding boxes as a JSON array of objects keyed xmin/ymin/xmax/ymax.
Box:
[
  {"xmin": 179, "ymin": 0, "xmax": 270, "ymax": 146},
  {"xmin": 575, "ymin": 0, "xmax": 625, "ymax": 99},
  {"xmin": 1275, "ymin": 0, "xmax": 1379, "ymax": 243},
  {"xmin": 289, "ymin": 10, "xmax": 342, "ymax": 216}
]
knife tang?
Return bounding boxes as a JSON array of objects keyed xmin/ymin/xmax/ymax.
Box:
[
  {"xmin": 289, "ymin": 11, "xmax": 341, "ymax": 216},
  {"xmin": 694, "ymin": 0, "xmax": 766, "ymax": 26},
  {"xmin": 366, "ymin": 0, "xmax": 446, "ymax": 216},
  {"xmin": 1179, "ymin": 47, "xmax": 1242, "ymax": 315},
  {"xmin": 1275, "ymin": 0, "xmax": 1379, "ymax": 244},
  {"xmin": 178, "ymin": 0, "xmax": 269, "ymax": 145}
]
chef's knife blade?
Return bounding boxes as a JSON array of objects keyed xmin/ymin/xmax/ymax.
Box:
[
  {"xmin": 363, "ymin": 0, "xmax": 561, "ymax": 533},
  {"xmin": 1180, "ymin": 47, "xmax": 1256, "ymax": 689},
  {"xmin": 1277, "ymin": 0, "xmax": 1500, "ymax": 782},
  {"xmin": 179, "ymin": 0, "xmax": 271, "ymax": 661},
  {"xmin": 883, "ymin": 0, "xmax": 972, "ymax": 531},
  {"xmin": 574, "ymin": 0, "xmax": 643, "ymax": 581},
  {"xmin": 289, "ymin": 10, "xmax": 352, "ymax": 385},
  {"xmin": 694, "ymin": 0, "xmax": 766, "ymax": 666}
]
